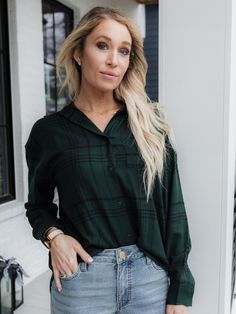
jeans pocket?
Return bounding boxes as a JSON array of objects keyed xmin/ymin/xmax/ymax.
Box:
[
  {"xmin": 60, "ymin": 263, "xmax": 81, "ymax": 281},
  {"xmin": 146, "ymin": 256, "xmax": 167, "ymax": 273}
]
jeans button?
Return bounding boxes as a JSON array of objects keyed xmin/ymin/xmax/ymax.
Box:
[{"xmin": 119, "ymin": 251, "xmax": 126, "ymax": 260}]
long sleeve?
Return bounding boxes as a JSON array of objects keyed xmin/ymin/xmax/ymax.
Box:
[
  {"xmin": 162, "ymin": 138, "xmax": 195, "ymax": 306},
  {"xmin": 24, "ymin": 122, "xmax": 65, "ymax": 244}
]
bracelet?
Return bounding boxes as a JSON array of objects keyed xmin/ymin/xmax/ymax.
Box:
[
  {"xmin": 44, "ymin": 226, "xmax": 57, "ymax": 238},
  {"xmin": 48, "ymin": 230, "xmax": 64, "ymax": 248}
]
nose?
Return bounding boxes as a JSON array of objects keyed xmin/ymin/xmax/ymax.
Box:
[{"xmin": 106, "ymin": 50, "xmax": 118, "ymax": 66}]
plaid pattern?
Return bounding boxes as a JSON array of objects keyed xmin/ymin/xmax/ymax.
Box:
[{"xmin": 24, "ymin": 102, "xmax": 195, "ymax": 306}]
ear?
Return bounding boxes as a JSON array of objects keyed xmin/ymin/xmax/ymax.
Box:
[{"xmin": 73, "ymin": 48, "xmax": 81, "ymax": 63}]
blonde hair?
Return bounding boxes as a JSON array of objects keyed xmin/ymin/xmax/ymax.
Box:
[{"xmin": 56, "ymin": 6, "xmax": 176, "ymax": 202}]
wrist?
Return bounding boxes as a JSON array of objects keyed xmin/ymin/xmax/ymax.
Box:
[
  {"xmin": 43, "ymin": 228, "xmax": 65, "ymax": 249},
  {"xmin": 50, "ymin": 233, "xmax": 65, "ymax": 247},
  {"xmin": 44, "ymin": 226, "xmax": 58, "ymax": 238}
]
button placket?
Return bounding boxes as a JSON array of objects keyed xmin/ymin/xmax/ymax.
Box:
[
  {"xmin": 107, "ymin": 137, "xmax": 116, "ymax": 172},
  {"xmin": 106, "ymin": 137, "xmax": 111, "ymax": 163},
  {"xmin": 109, "ymin": 165, "xmax": 114, "ymax": 171}
]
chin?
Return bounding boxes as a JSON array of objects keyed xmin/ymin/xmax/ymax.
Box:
[{"xmin": 95, "ymin": 84, "xmax": 119, "ymax": 92}]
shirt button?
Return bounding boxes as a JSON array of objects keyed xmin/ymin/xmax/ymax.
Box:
[{"xmin": 109, "ymin": 166, "xmax": 113, "ymax": 171}]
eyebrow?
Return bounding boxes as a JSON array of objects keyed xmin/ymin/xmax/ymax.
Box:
[{"xmin": 95, "ymin": 35, "xmax": 131, "ymax": 47}]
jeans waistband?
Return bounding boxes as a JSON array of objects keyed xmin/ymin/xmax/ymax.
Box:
[{"xmin": 92, "ymin": 244, "xmax": 145, "ymax": 264}]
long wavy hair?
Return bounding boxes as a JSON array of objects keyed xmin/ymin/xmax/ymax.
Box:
[{"xmin": 56, "ymin": 6, "xmax": 176, "ymax": 202}]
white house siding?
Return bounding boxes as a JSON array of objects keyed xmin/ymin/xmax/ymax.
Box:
[{"xmin": 0, "ymin": 0, "xmax": 145, "ymax": 285}]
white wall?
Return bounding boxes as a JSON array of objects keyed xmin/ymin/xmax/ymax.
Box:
[
  {"xmin": 159, "ymin": 0, "xmax": 236, "ymax": 313},
  {"xmin": 0, "ymin": 0, "xmax": 145, "ymax": 285}
]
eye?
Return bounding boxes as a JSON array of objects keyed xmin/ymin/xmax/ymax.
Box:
[
  {"xmin": 96, "ymin": 42, "xmax": 108, "ymax": 50},
  {"xmin": 120, "ymin": 48, "xmax": 130, "ymax": 56},
  {"xmin": 96, "ymin": 41, "xmax": 130, "ymax": 56}
]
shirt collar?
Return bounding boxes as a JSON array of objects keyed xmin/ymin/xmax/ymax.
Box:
[{"xmin": 58, "ymin": 101, "xmax": 128, "ymax": 137}]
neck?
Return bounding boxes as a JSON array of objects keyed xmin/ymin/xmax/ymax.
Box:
[{"xmin": 74, "ymin": 90, "xmax": 123, "ymax": 113}]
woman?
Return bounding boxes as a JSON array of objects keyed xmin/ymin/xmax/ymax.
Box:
[{"xmin": 24, "ymin": 6, "xmax": 195, "ymax": 314}]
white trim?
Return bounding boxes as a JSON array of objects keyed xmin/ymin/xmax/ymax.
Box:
[
  {"xmin": 0, "ymin": 201, "xmax": 25, "ymax": 223},
  {"xmin": 220, "ymin": 0, "xmax": 236, "ymax": 312}
]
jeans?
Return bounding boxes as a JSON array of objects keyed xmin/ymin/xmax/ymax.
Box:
[{"xmin": 50, "ymin": 244, "xmax": 169, "ymax": 314}]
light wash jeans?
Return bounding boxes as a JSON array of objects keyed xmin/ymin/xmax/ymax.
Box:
[{"xmin": 50, "ymin": 244, "xmax": 169, "ymax": 314}]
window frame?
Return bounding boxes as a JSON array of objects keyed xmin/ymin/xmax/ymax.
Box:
[
  {"xmin": 0, "ymin": 0, "xmax": 15, "ymax": 204},
  {"xmin": 42, "ymin": 0, "xmax": 74, "ymax": 114}
]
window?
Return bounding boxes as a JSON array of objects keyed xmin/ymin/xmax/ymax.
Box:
[
  {"xmin": 0, "ymin": 0, "xmax": 15, "ymax": 204},
  {"xmin": 42, "ymin": 0, "xmax": 74, "ymax": 115}
]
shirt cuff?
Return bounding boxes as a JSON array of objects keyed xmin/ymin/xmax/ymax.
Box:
[{"xmin": 166, "ymin": 267, "xmax": 195, "ymax": 306}]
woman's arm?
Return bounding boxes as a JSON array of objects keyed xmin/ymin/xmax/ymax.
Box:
[
  {"xmin": 24, "ymin": 121, "xmax": 64, "ymax": 243},
  {"xmin": 162, "ymin": 138, "xmax": 195, "ymax": 307},
  {"xmin": 24, "ymin": 120, "xmax": 94, "ymax": 293}
]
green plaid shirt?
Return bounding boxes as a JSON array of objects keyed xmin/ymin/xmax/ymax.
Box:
[{"xmin": 24, "ymin": 102, "xmax": 195, "ymax": 306}]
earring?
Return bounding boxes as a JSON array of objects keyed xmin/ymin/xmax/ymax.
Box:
[{"xmin": 77, "ymin": 59, "xmax": 81, "ymax": 66}]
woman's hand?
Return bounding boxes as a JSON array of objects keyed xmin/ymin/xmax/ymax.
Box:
[
  {"xmin": 50, "ymin": 234, "xmax": 93, "ymax": 292},
  {"xmin": 166, "ymin": 304, "xmax": 189, "ymax": 314}
]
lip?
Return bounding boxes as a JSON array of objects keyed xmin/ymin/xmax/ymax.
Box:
[{"xmin": 100, "ymin": 71, "xmax": 118, "ymax": 77}]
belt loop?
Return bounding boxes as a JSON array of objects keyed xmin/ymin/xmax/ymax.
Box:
[{"xmin": 80, "ymin": 262, "xmax": 88, "ymax": 272}]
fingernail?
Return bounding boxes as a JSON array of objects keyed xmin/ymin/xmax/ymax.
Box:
[
  {"xmin": 88, "ymin": 257, "xmax": 93, "ymax": 263},
  {"xmin": 58, "ymin": 287, "xmax": 62, "ymax": 292}
]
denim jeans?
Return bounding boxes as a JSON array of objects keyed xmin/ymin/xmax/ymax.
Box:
[{"xmin": 50, "ymin": 244, "xmax": 169, "ymax": 314}]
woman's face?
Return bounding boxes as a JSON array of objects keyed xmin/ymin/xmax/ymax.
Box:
[{"xmin": 73, "ymin": 19, "xmax": 132, "ymax": 93}]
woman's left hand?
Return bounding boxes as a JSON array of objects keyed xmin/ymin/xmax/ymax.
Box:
[{"xmin": 166, "ymin": 304, "xmax": 189, "ymax": 314}]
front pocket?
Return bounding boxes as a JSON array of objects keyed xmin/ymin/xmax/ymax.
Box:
[
  {"xmin": 146, "ymin": 256, "xmax": 167, "ymax": 273},
  {"xmin": 60, "ymin": 263, "xmax": 81, "ymax": 281},
  {"xmin": 150, "ymin": 260, "xmax": 166, "ymax": 272}
]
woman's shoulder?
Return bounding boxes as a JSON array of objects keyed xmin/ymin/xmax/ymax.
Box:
[
  {"xmin": 25, "ymin": 110, "xmax": 65, "ymax": 150},
  {"xmin": 29, "ymin": 110, "xmax": 65, "ymax": 135}
]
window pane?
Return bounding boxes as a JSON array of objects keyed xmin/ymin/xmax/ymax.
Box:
[
  {"xmin": 43, "ymin": 12, "xmax": 54, "ymax": 64},
  {"xmin": 55, "ymin": 12, "xmax": 66, "ymax": 57},
  {"xmin": 44, "ymin": 63, "xmax": 56, "ymax": 114}
]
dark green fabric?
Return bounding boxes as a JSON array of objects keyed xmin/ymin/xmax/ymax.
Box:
[{"xmin": 24, "ymin": 102, "xmax": 195, "ymax": 306}]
